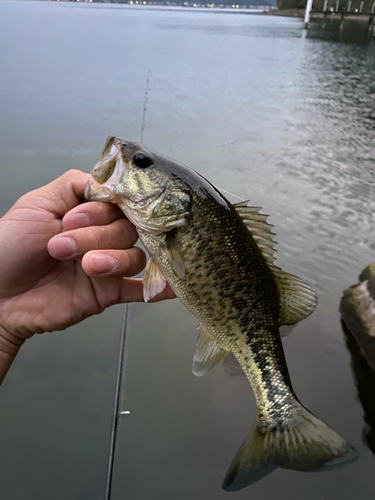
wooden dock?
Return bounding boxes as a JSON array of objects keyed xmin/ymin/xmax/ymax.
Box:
[{"xmin": 304, "ymin": 1, "xmax": 375, "ymax": 33}]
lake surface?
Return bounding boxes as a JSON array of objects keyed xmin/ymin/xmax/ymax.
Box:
[{"xmin": 1, "ymin": 2, "xmax": 375, "ymax": 499}]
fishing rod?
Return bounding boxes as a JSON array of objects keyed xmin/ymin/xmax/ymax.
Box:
[
  {"xmin": 104, "ymin": 71, "xmax": 152, "ymax": 500},
  {"xmin": 140, "ymin": 70, "xmax": 151, "ymax": 144},
  {"xmin": 104, "ymin": 304, "xmax": 131, "ymax": 500}
]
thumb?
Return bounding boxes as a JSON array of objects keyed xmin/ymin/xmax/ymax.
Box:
[{"xmin": 13, "ymin": 170, "xmax": 90, "ymax": 219}]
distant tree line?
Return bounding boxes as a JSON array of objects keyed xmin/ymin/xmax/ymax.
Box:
[
  {"xmin": 88, "ymin": 0, "xmax": 277, "ymax": 6},
  {"xmin": 63, "ymin": 0, "xmax": 375, "ymax": 9}
]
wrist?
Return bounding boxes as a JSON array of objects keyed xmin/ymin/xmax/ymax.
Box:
[{"xmin": 0, "ymin": 325, "xmax": 25, "ymax": 385}]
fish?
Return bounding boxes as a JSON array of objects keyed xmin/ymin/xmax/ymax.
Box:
[{"xmin": 83, "ymin": 136, "xmax": 357, "ymax": 491}]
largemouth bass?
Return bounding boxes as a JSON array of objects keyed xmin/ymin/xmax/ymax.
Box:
[{"xmin": 84, "ymin": 137, "xmax": 357, "ymax": 491}]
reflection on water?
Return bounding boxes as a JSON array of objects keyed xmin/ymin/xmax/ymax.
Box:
[
  {"xmin": 342, "ymin": 321, "xmax": 375, "ymax": 456},
  {"xmin": 1, "ymin": 2, "xmax": 375, "ymax": 499},
  {"xmin": 307, "ymin": 18, "xmax": 375, "ymax": 45},
  {"xmin": 341, "ymin": 263, "xmax": 375, "ymax": 456}
]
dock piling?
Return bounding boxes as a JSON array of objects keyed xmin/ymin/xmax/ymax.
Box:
[
  {"xmin": 304, "ymin": 0, "xmax": 314, "ymax": 27},
  {"xmin": 303, "ymin": 0, "xmax": 375, "ymax": 36}
]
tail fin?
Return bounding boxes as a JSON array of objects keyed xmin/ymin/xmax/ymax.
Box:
[{"xmin": 222, "ymin": 404, "xmax": 358, "ymax": 492}]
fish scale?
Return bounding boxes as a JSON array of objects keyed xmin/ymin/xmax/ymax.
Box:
[{"xmin": 84, "ymin": 136, "xmax": 357, "ymax": 491}]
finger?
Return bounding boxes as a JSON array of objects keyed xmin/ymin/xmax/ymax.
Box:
[
  {"xmin": 19, "ymin": 170, "xmax": 90, "ymax": 218},
  {"xmin": 63, "ymin": 202, "xmax": 125, "ymax": 231},
  {"xmin": 82, "ymin": 248, "xmax": 146, "ymax": 278},
  {"xmin": 116, "ymin": 278, "xmax": 176, "ymax": 303},
  {"xmin": 48, "ymin": 218, "xmax": 138, "ymax": 260}
]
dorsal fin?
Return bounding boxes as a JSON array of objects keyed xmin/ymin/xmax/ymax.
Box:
[
  {"xmin": 234, "ymin": 201, "xmax": 277, "ymax": 265},
  {"xmin": 234, "ymin": 200, "xmax": 317, "ymax": 324}
]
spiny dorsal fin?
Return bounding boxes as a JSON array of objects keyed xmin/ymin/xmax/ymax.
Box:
[
  {"xmin": 270, "ymin": 265, "xmax": 317, "ymax": 325},
  {"xmin": 234, "ymin": 200, "xmax": 317, "ymax": 324},
  {"xmin": 234, "ymin": 201, "xmax": 277, "ymax": 265},
  {"xmin": 192, "ymin": 324, "xmax": 230, "ymax": 377}
]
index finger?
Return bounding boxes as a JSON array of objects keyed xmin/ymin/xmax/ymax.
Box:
[{"xmin": 63, "ymin": 201, "xmax": 125, "ymax": 231}]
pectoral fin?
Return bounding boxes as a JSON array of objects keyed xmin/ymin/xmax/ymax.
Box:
[
  {"xmin": 165, "ymin": 233, "xmax": 185, "ymax": 280},
  {"xmin": 143, "ymin": 258, "xmax": 167, "ymax": 302},
  {"xmin": 192, "ymin": 324, "xmax": 230, "ymax": 377}
]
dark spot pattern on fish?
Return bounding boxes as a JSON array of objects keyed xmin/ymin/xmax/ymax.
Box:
[
  {"xmin": 140, "ymin": 185, "xmax": 300, "ymax": 428},
  {"xmin": 87, "ymin": 139, "xmax": 354, "ymax": 490}
]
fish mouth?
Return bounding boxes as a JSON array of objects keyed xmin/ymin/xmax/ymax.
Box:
[
  {"xmin": 83, "ymin": 172, "xmax": 167, "ymax": 230},
  {"xmin": 82, "ymin": 178, "xmax": 95, "ymax": 202},
  {"xmin": 82, "ymin": 136, "xmax": 128, "ymax": 203},
  {"xmin": 82, "ymin": 177, "xmax": 115, "ymax": 203}
]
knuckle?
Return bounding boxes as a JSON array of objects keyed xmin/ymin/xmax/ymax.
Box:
[
  {"xmin": 86, "ymin": 203, "xmax": 123, "ymax": 226},
  {"xmin": 61, "ymin": 169, "xmax": 86, "ymax": 187},
  {"xmin": 94, "ymin": 226, "xmax": 108, "ymax": 247},
  {"xmin": 64, "ymin": 168, "xmax": 82, "ymax": 177}
]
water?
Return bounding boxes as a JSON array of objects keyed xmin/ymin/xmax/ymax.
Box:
[{"xmin": 1, "ymin": 2, "xmax": 375, "ymax": 499}]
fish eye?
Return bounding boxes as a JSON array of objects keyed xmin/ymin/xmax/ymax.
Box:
[{"xmin": 133, "ymin": 151, "xmax": 153, "ymax": 169}]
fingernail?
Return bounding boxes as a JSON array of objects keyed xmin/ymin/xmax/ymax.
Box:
[
  {"xmin": 89, "ymin": 253, "xmax": 117, "ymax": 274},
  {"xmin": 63, "ymin": 212, "xmax": 91, "ymax": 231},
  {"xmin": 49, "ymin": 237, "xmax": 78, "ymax": 258}
]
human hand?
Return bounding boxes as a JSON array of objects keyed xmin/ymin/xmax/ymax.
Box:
[{"xmin": 0, "ymin": 169, "xmax": 174, "ymax": 382}]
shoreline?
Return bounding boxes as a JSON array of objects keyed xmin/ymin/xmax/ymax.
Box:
[
  {"xmin": 25, "ymin": 0, "xmax": 272, "ymax": 12},
  {"xmin": 10, "ymin": 0, "xmax": 375, "ymax": 23}
]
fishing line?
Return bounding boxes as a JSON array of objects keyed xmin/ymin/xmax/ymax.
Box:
[
  {"xmin": 104, "ymin": 304, "xmax": 131, "ymax": 500},
  {"xmin": 215, "ymin": 186, "xmax": 244, "ymax": 202},
  {"xmin": 140, "ymin": 70, "xmax": 151, "ymax": 144}
]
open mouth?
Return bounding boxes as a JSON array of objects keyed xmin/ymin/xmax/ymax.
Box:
[
  {"xmin": 82, "ymin": 172, "xmax": 124, "ymax": 203},
  {"xmin": 83, "ymin": 152, "xmax": 129, "ymax": 203}
]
